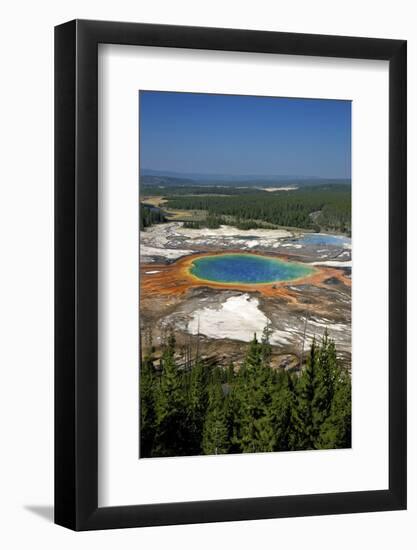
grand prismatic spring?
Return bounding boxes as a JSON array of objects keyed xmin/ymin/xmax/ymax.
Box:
[{"xmin": 188, "ymin": 253, "xmax": 317, "ymax": 285}]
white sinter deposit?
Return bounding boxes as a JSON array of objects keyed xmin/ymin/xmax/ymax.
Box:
[
  {"xmin": 188, "ymin": 294, "xmax": 269, "ymax": 342},
  {"xmin": 186, "ymin": 293, "xmax": 350, "ymax": 349},
  {"xmin": 140, "ymin": 245, "xmax": 194, "ymax": 260},
  {"xmin": 176, "ymin": 224, "xmax": 293, "ymax": 240},
  {"xmin": 310, "ymin": 259, "xmax": 352, "ymax": 267}
]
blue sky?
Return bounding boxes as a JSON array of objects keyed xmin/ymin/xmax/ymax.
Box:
[{"xmin": 139, "ymin": 91, "xmax": 351, "ymax": 179}]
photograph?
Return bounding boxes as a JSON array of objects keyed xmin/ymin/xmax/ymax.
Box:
[
  {"xmin": 0, "ymin": 0, "xmax": 410, "ymax": 542},
  {"xmin": 139, "ymin": 91, "xmax": 352, "ymax": 458}
]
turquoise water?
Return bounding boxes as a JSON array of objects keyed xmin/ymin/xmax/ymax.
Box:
[
  {"xmin": 296, "ymin": 233, "xmax": 351, "ymax": 247},
  {"xmin": 189, "ymin": 254, "xmax": 315, "ymax": 284}
]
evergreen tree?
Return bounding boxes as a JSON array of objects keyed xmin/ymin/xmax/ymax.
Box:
[
  {"xmin": 318, "ymin": 367, "xmax": 351, "ymax": 449},
  {"xmin": 245, "ymin": 333, "xmax": 263, "ymax": 369},
  {"xmin": 153, "ymin": 343, "xmax": 188, "ymax": 457},
  {"xmin": 233, "ymin": 334, "xmax": 276, "ymax": 453},
  {"xmin": 226, "ymin": 362, "xmax": 235, "ymax": 384},
  {"xmin": 139, "ymin": 354, "xmax": 156, "ymax": 457},
  {"xmin": 272, "ymin": 371, "xmax": 297, "ymax": 452},
  {"xmin": 290, "ymin": 333, "xmax": 350, "ymax": 451},
  {"xmin": 312, "ymin": 331, "xmax": 338, "ymax": 427},
  {"xmin": 261, "ymin": 323, "xmax": 272, "ymax": 367},
  {"xmin": 202, "ymin": 381, "xmax": 229, "ymax": 455},
  {"xmin": 291, "ymin": 339, "xmax": 318, "ymax": 450},
  {"xmin": 187, "ymin": 359, "xmax": 208, "ymax": 454}
]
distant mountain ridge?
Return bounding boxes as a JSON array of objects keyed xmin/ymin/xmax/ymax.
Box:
[{"xmin": 140, "ymin": 169, "xmax": 351, "ymax": 188}]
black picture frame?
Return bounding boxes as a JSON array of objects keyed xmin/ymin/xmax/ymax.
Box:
[{"xmin": 55, "ymin": 19, "xmax": 407, "ymax": 531}]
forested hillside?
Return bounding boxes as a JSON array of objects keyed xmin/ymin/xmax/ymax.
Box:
[
  {"xmin": 140, "ymin": 329, "xmax": 351, "ymax": 458},
  {"xmin": 163, "ymin": 187, "xmax": 351, "ymax": 233}
]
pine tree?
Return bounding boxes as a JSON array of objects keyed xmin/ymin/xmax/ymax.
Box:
[
  {"xmin": 153, "ymin": 344, "xmax": 188, "ymax": 457},
  {"xmin": 187, "ymin": 358, "xmax": 208, "ymax": 454},
  {"xmin": 139, "ymin": 354, "xmax": 156, "ymax": 457},
  {"xmin": 312, "ymin": 330, "xmax": 338, "ymax": 427},
  {"xmin": 291, "ymin": 339, "xmax": 318, "ymax": 450},
  {"xmin": 226, "ymin": 362, "xmax": 235, "ymax": 384},
  {"xmin": 166, "ymin": 326, "xmax": 176, "ymax": 356},
  {"xmin": 318, "ymin": 367, "xmax": 351, "ymax": 449},
  {"xmin": 261, "ymin": 323, "xmax": 272, "ymax": 367},
  {"xmin": 272, "ymin": 371, "xmax": 297, "ymax": 452},
  {"xmin": 291, "ymin": 333, "xmax": 351, "ymax": 451},
  {"xmin": 245, "ymin": 333, "xmax": 263, "ymax": 368},
  {"xmin": 202, "ymin": 381, "xmax": 229, "ymax": 455},
  {"xmin": 233, "ymin": 334, "xmax": 276, "ymax": 453}
]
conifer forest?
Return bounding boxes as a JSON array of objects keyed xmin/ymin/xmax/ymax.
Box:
[{"xmin": 140, "ymin": 329, "xmax": 351, "ymax": 457}]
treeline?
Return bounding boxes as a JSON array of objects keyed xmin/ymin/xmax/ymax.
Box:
[
  {"xmin": 140, "ymin": 182, "xmax": 351, "ymax": 195},
  {"xmin": 183, "ymin": 214, "xmax": 270, "ymax": 231},
  {"xmin": 183, "ymin": 215, "xmax": 223, "ymax": 229},
  {"xmin": 140, "ymin": 329, "xmax": 351, "ymax": 458},
  {"xmin": 141, "ymin": 184, "xmax": 261, "ymax": 196},
  {"xmin": 140, "ymin": 203, "xmax": 166, "ymax": 230},
  {"xmin": 165, "ymin": 189, "xmax": 351, "ymax": 233}
]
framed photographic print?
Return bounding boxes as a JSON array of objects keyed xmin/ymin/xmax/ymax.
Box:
[{"xmin": 55, "ymin": 20, "xmax": 407, "ymax": 530}]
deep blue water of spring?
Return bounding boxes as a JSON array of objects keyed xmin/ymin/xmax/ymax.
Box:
[{"xmin": 189, "ymin": 254, "xmax": 315, "ymax": 284}]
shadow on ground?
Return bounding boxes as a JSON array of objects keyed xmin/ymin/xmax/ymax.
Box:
[{"xmin": 24, "ymin": 505, "xmax": 54, "ymax": 523}]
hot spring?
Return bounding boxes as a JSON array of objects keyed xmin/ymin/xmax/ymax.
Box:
[{"xmin": 189, "ymin": 253, "xmax": 316, "ymax": 285}]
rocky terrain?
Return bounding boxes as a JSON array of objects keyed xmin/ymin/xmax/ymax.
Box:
[{"xmin": 140, "ymin": 222, "xmax": 351, "ymax": 370}]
